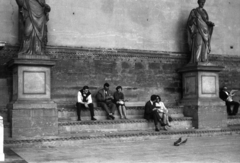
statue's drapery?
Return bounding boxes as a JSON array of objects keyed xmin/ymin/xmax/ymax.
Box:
[
  {"xmin": 187, "ymin": 7, "xmax": 214, "ymax": 63},
  {"xmin": 16, "ymin": 0, "xmax": 50, "ymax": 55}
]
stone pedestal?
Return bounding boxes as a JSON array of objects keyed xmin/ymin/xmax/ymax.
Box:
[
  {"xmin": 7, "ymin": 55, "xmax": 58, "ymax": 138},
  {"xmin": 178, "ymin": 63, "xmax": 227, "ymax": 129}
]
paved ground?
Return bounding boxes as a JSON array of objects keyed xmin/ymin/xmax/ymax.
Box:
[{"xmin": 3, "ymin": 135, "xmax": 240, "ymax": 163}]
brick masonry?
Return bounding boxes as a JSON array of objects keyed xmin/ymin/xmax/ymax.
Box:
[{"xmin": 0, "ymin": 46, "xmax": 240, "ymax": 109}]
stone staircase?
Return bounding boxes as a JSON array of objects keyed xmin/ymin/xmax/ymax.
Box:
[
  {"xmin": 1, "ymin": 102, "xmax": 240, "ymax": 148},
  {"xmin": 57, "ymin": 102, "xmax": 193, "ymax": 133}
]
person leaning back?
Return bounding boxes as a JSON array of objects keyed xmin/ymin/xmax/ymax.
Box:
[{"xmin": 220, "ymin": 86, "xmax": 239, "ymax": 116}]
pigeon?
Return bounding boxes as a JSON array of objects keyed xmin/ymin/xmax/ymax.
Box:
[
  {"xmin": 180, "ymin": 138, "xmax": 188, "ymax": 145},
  {"xmin": 173, "ymin": 137, "xmax": 182, "ymax": 146}
]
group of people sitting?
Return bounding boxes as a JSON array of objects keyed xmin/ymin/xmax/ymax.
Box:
[
  {"xmin": 76, "ymin": 84, "xmax": 240, "ymax": 132},
  {"xmin": 76, "ymin": 83, "xmax": 172, "ymax": 131},
  {"xmin": 76, "ymin": 83, "xmax": 127, "ymax": 121}
]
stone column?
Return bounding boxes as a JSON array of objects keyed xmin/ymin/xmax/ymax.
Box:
[
  {"xmin": 0, "ymin": 116, "xmax": 4, "ymax": 161},
  {"xmin": 7, "ymin": 55, "xmax": 58, "ymax": 138},
  {"xmin": 178, "ymin": 63, "xmax": 227, "ymax": 129}
]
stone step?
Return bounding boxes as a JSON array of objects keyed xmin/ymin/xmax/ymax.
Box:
[
  {"xmin": 58, "ymin": 102, "xmax": 185, "ymax": 121},
  {"xmin": 227, "ymin": 115, "xmax": 240, "ymax": 126},
  {"xmin": 58, "ymin": 117, "xmax": 193, "ymax": 134},
  {"xmin": 4, "ymin": 115, "xmax": 239, "ymax": 139},
  {"xmin": 4, "ymin": 127, "xmax": 240, "ymax": 148}
]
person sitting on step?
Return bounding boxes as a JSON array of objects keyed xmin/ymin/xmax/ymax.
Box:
[
  {"xmin": 155, "ymin": 95, "xmax": 171, "ymax": 130},
  {"xmin": 76, "ymin": 86, "xmax": 97, "ymax": 121},
  {"xmin": 114, "ymin": 86, "xmax": 127, "ymax": 119},
  {"xmin": 220, "ymin": 86, "xmax": 239, "ymax": 116},
  {"xmin": 96, "ymin": 83, "xmax": 117, "ymax": 120},
  {"xmin": 144, "ymin": 95, "xmax": 163, "ymax": 132}
]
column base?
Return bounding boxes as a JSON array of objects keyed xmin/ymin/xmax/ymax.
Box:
[
  {"xmin": 183, "ymin": 104, "xmax": 227, "ymax": 129},
  {"xmin": 8, "ymin": 101, "xmax": 58, "ymax": 138}
]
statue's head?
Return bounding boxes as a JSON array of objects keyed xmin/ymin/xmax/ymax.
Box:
[{"xmin": 198, "ymin": 0, "xmax": 206, "ymax": 8}]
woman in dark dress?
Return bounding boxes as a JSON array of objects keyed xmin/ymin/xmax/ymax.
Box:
[{"xmin": 113, "ymin": 86, "xmax": 127, "ymax": 119}]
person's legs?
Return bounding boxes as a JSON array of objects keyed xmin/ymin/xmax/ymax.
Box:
[
  {"xmin": 226, "ymin": 102, "xmax": 232, "ymax": 115},
  {"xmin": 232, "ymin": 101, "xmax": 239, "ymax": 115},
  {"xmin": 88, "ymin": 103, "xmax": 96, "ymax": 120},
  {"xmin": 108, "ymin": 102, "xmax": 117, "ymax": 115},
  {"xmin": 164, "ymin": 113, "xmax": 171, "ymax": 127},
  {"xmin": 98, "ymin": 102, "xmax": 111, "ymax": 119},
  {"xmin": 117, "ymin": 105, "xmax": 123, "ymax": 119},
  {"xmin": 122, "ymin": 105, "xmax": 127, "ymax": 119},
  {"xmin": 152, "ymin": 110, "xmax": 161, "ymax": 131},
  {"xmin": 76, "ymin": 103, "xmax": 85, "ymax": 121}
]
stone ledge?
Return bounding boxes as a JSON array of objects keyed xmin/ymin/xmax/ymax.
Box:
[
  {"xmin": 58, "ymin": 117, "xmax": 192, "ymax": 126},
  {"xmin": 4, "ymin": 128, "xmax": 240, "ymax": 148}
]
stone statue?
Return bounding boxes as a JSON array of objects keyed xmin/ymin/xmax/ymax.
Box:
[
  {"xmin": 16, "ymin": 0, "xmax": 51, "ymax": 55},
  {"xmin": 187, "ymin": 0, "xmax": 214, "ymax": 63}
]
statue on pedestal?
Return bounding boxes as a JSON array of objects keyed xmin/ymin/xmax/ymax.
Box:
[
  {"xmin": 16, "ymin": 0, "xmax": 51, "ymax": 55},
  {"xmin": 187, "ymin": 0, "xmax": 214, "ymax": 63}
]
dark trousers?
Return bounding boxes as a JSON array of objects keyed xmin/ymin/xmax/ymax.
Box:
[
  {"xmin": 145, "ymin": 110, "xmax": 162, "ymax": 128},
  {"xmin": 98, "ymin": 102, "xmax": 117, "ymax": 115},
  {"xmin": 226, "ymin": 101, "xmax": 239, "ymax": 115},
  {"xmin": 76, "ymin": 103, "xmax": 95, "ymax": 120}
]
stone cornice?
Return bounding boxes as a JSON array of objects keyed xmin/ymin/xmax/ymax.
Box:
[{"xmin": 1, "ymin": 45, "xmax": 240, "ymax": 62}]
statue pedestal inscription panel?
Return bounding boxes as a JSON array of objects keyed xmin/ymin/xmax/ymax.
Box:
[
  {"xmin": 7, "ymin": 56, "xmax": 58, "ymax": 138},
  {"xmin": 178, "ymin": 63, "xmax": 227, "ymax": 129}
]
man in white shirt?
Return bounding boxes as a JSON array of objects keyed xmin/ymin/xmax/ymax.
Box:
[{"xmin": 77, "ymin": 86, "xmax": 97, "ymax": 121}]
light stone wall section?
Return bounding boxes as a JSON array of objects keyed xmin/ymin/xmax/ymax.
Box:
[{"xmin": 0, "ymin": 0, "xmax": 239, "ymax": 55}]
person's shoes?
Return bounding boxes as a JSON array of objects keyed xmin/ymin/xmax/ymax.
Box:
[
  {"xmin": 155, "ymin": 128, "xmax": 160, "ymax": 132},
  {"xmin": 163, "ymin": 126, "xmax": 168, "ymax": 131},
  {"xmin": 77, "ymin": 119, "xmax": 81, "ymax": 121},
  {"xmin": 174, "ymin": 137, "xmax": 182, "ymax": 146},
  {"xmin": 107, "ymin": 116, "xmax": 112, "ymax": 120},
  {"xmin": 109, "ymin": 114, "xmax": 115, "ymax": 120},
  {"xmin": 91, "ymin": 117, "xmax": 97, "ymax": 121},
  {"xmin": 167, "ymin": 124, "xmax": 171, "ymax": 127}
]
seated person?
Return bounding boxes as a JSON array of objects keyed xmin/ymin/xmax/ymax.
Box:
[
  {"xmin": 76, "ymin": 86, "xmax": 97, "ymax": 121},
  {"xmin": 96, "ymin": 83, "xmax": 117, "ymax": 120},
  {"xmin": 220, "ymin": 86, "xmax": 239, "ymax": 116},
  {"xmin": 113, "ymin": 86, "xmax": 127, "ymax": 119},
  {"xmin": 144, "ymin": 95, "xmax": 163, "ymax": 131},
  {"xmin": 155, "ymin": 95, "xmax": 171, "ymax": 129}
]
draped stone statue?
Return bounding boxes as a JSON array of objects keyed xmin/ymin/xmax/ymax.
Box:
[
  {"xmin": 16, "ymin": 0, "xmax": 51, "ymax": 55},
  {"xmin": 187, "ymin": 0, "xmax": 214, "ymax": 63}
]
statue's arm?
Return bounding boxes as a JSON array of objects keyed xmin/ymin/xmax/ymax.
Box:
[
  {"xmin": 203, "ymin": 9, "xmax": 215, "ymax": 27},
  {"xmin": 187, "ymin": 10, "xmax": 197, "ymax": 35}
]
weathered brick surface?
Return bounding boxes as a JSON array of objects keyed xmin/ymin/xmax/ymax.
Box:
[{"xmin": 1, "ymin": 46, "xmax": 240, "ymax": 109}]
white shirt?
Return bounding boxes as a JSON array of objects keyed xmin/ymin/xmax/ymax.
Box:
[
  {"xmin": 155, "ymin": 101, "xmax": 168, "ymax": 113},
  {"xmin": 77, "ymin": 91, "xmax": 92, "ymax": 104}
]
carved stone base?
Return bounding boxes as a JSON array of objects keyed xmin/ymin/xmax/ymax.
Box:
[
  {"xmin": 8, "ymin": 101, "xmax": 58, "ymax": 138},
  {"xmin": 178, "ymin": 63, "xmax": 227, "ymax": 129},
  {"xmin": 7, "ymin": 55, "xmax": 58, "ymax": 138}
]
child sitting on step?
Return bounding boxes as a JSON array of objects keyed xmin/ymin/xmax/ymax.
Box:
[{"xmin": 155, "ymin": 95, "xmax": 171, "ymax": 130}]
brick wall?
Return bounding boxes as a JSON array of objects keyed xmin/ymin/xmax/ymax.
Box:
[{"xmin": 1, "ymin": 46, "xmax": 240, "ymax": 108}]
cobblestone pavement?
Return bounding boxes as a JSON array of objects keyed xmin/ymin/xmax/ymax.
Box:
[{"xmin": 5, "ymin": 135, "xmax": 240, "ymax": 163}]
